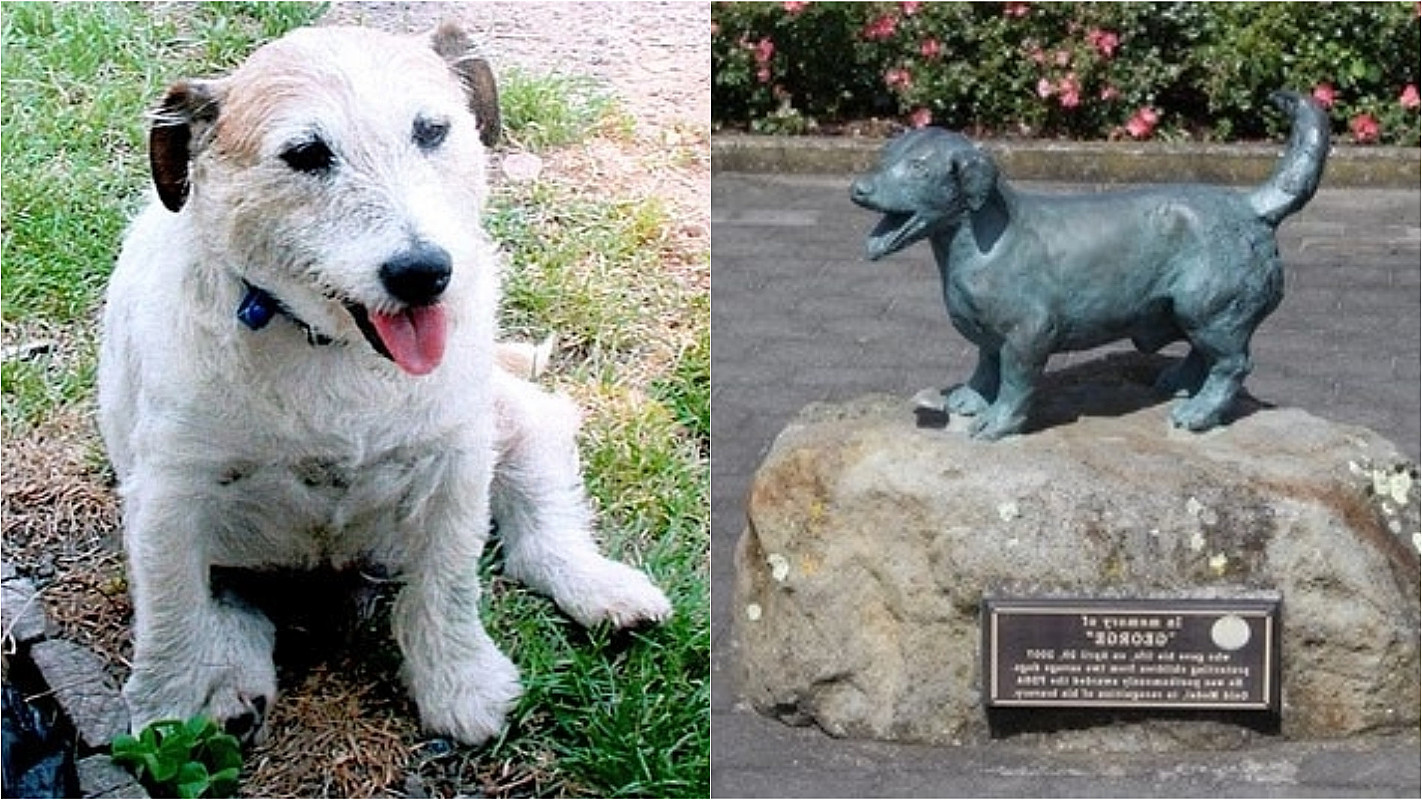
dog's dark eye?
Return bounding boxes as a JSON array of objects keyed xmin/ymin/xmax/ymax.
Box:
[
  {"xmin": 413, "ymin": 117, "xmax": 450, "ymax": 151},
  {"xmin": 280, "ymin": 138, "xmax": 335, "ymax": 174}
]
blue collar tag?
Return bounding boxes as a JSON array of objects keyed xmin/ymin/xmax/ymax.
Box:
[
  {"xmin": 237, "ymin": 284, "xmax": 279, "ymax": 330},
  {"xmin": 235, "ymin": 282, "xmax": 335, "ymax": 346}
]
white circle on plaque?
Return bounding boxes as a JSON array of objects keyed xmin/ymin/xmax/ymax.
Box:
[{"xmin": 1211, "ymin": 614, "xmax": 1251, "ymax": 650}]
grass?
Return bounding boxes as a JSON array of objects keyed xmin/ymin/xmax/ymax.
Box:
[
  {"xmin": 651, "ymin": 316, "xmax": 710, "ymax": 448},
  {"xmin": 497, "ymin": 68, "xmax": 631, "ymax": 151},
  {"xmin": 477, "ymin": 175, "xmax": 710, "ymax": 796},
  {"xmin": 491, "ymin": 188, "xmax": 684, "ymax": 363},
  {"xmin": 482, "ymin": 77, "xmax": 710, "ymax": 796},
  {"xmin": 1, "ymin": 4, "xmax": 708, "ymax": 798}
]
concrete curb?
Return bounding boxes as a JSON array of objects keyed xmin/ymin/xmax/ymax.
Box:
[{"xmin": 712, "ymin": 134, "xmax": 1421, "ymax": 187}]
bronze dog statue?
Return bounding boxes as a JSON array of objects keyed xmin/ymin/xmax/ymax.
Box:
[{"xmin": 851, "ymin": 90, "xmax": 1329, "ymax": 440}]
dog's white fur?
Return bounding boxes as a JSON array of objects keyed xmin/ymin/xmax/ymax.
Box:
[{"xmin": 98, "ymin": 23, "xmax": 671, "ymax": 745}]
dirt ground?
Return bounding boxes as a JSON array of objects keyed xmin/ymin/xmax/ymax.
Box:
[{"xmin": 327, "ymin": 2, "xmax": 710, "ymax": 126}]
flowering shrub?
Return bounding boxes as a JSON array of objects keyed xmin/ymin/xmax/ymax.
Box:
[{"xmin": 712, "ymin": 1, "xmax": 1420, "ymax": 145}]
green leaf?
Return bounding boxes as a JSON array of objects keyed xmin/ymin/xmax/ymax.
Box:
[
  {"xmin": 110, "ymin": 733, "xmax": 140, "ymax": 752},
  {"xmin": 145, "ymin": 751, "xmax": 180, "ymax": 784},
  {"xmin": 131, "ymin": 752, "xmax": 162, "ymax": 783},
  {"xmin": 174, "ymin": 761, "xmax": 212, "ymax": 799},
  {"xmin": 148, "ymin": 719, "xmax": 184, "ymax": 738},
  {"xmin": 182, "ymin": 715, "xmax": 215, "ymax": 740},
  {"xmin": 110, "ymin": 715, "xmax": 248, "ymax": 797},
  {"xmin": 109, "ymin": 734, "xmax": 146, "ymax": 766},
  {"xmin": 157, "ymin": 730, "xmax": 195, "ymax": 763},
  {"xmin": 203, "ymin": 735, "xmax": 243, "ymax": 772},
  {"xmin": 208, "ymin": 766, "xmax": 242, "ymax": 797}
]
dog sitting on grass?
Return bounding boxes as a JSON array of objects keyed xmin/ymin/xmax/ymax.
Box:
[
  {"xmin": 98, "ymin": 22, "xmax": 671, "ymax": 745},
  {"xmin": 852, "ymin": 90, "xmax": 1329, "ymax": 440}
]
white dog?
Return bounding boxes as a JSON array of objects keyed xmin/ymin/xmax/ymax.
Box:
[{"xmin": 98, "ymin": 22, "xmax": 671, "ymax": 745}]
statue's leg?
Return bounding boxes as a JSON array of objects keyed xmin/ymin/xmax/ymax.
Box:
[
  {"xmin": 1170, "ymin": 329, "xmax": 1252, "ymax": 431},
  {"xmin": 945, "ymin": 347, "xmax": 999, "ymax": 415},
  {"xmin": 969, "ymin": 342, "xmax": 1044, "ymax": 440},
  {"xmin": 1170, "ymin": 245, "xmax": 1280, "ymax": 429},
  {"xmin": 1155, "ymin": 348, "xmax": 1209, "ymax": 396}
]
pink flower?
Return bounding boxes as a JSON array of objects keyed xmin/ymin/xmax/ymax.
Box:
[
  {"xmin": 1057, "ymin": 73, "xmax": 1082, "ymax": 108},
  {"xmin": 756, "ymin": 66, "xmax": 772, "ymax": 84},
  {"xmin": 910, "ymin": 107, "xmax": 933, "ymax": 128},
  {"xmin": 901, "ymin": 1, "xmax": 921, "ymax": 15},
  {"xmin": 1350, "ymin": 113, "xmax": 1380, "ymax": 143},
  {"xmin": 920, "ymin": 38, "xmax": 942, "ymax": 60},
  {"xmin": 751, "ymin": 37, "xmax": 775, "ymax": 65},
  {"xmin": 1003, "ymin": 2, "xmax": 1030, "ymax": 17},
  {"xmin": 885, "ymin": 67, "xmax": 913, "ymax": 91},
  {"xmin": 1402, "ymin": 84, "xmax": 1420, "ymax": 109},
  {"xmin": 1312, "ymin": 83, "xmax": 1336, "ymax": 109},
  {"xmin": 1099, "ymin": 85, "xmax": 1120, "ymax": 102},
  {"xmin": 1037, "ymin": 77, "xmax": 1055, "ymax": 98},
  {"xmin": 1087, "ymin": 28, "xmax": 1119, "ymax": 59},
  {"xmin": 1054, "ymin": 49, "xmax": 1072, "ymax": 67},
  {"xmin": 862, "ymin": 14, "xmax": 898, "ymax": 41},
  {"xmin": 1125, "ymin": 107, "xmax": 1159, "ymax": 139},
  {"xmin": 1027, "ymin": 45, "xmax": 1046, "ymax": 64},
  {"xmin": 783, "ymin": 1, "xmax": 809, "ymax": 13}
]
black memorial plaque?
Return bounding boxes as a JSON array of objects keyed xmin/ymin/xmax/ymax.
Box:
[{"xmin": 983, "ymin": 597, "xmax": 1280, "ymax": 711}]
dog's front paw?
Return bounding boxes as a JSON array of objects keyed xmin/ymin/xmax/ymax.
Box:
[
  {"xmin": 1170, "ymin": 398, "xmax": 1225, "ymax": 432},
  {"xmin": 125, "ymin": 666, "xmax": 274, "ymax": 742},
  {"xmin": 945, "ymin": 384, "xmax": 989, "ymax": 416},
  {"xmin": 554, "ymin": 559, "xmax": 673, "ymax": 630},
  {"xmin": 413, "ymin": 647, "xmax": 522, "ymax": 746},
  {"xmin": 124, "ymin": 605, "xmax": 277, "ymax": 742},
  {"xmin": 968, "ymin": 405, "xmax": 1026, "ymax": 441}
]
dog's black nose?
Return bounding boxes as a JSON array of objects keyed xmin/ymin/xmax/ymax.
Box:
[{"xmin": 380, "ymin": 242, "xmax": 452, "ymax": 307}]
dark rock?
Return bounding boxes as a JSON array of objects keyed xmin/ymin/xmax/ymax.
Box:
[
  {"xmin": 1, "ymin": 571, "xmax": 50, "ymax": 645},
  {"xmin": 76, "ymin": 755, "xmax": 148, "ymax": 799},
  {"xmin": 28, "ymin": 641, "xmax": 128, "ymax": 750}
]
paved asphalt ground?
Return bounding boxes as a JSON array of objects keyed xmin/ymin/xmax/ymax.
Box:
[{"xmin": 709, "ymin": 171, "xmax": 1421, "ymax": 797}]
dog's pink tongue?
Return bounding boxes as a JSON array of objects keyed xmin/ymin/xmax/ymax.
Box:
[{"xmin": 370, "ymin": 306, "xmax": 447, "ymax": 376}]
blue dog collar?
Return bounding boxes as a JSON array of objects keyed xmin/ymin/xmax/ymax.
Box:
[
  {"xmin": 236, "ymin": 283, "xmax": 280, "ymax": 330},
  {"xmin": 236, "ymin": 281, "xmax": 334, "ymax": 346}
]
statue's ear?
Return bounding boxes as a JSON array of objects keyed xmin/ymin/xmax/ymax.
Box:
[
  {"xmin": 149, "ymin": 80, "xmax": 222, "ymax": 212},
  {"xmin": 953, "ymin": 147, "xmax": 998, "ymax": 211},
  {"xmin": 427, "ymin": 21, "xmax": 501, "ymax": 147}
]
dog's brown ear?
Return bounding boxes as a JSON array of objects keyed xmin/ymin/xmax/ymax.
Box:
[
  {"xmin": 428, "ymin": 21, "xmax": 501, "ymax": 148},
  {"xmin": 953, "ymin": 147, "xmax": 998, "ymax": 212},
  {"xmin": 149, "ymin": 80, "xmax": 221, "ymax": 213}
]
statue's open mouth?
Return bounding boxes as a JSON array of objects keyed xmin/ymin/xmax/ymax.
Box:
[{"xmin": 865, "ymin": 209, "xmax": 927, "ymax": 261}]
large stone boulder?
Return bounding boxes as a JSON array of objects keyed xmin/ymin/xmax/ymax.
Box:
[{"xmin": 733, "ymin": 363, "xmax": 1419, "ymax": 749}]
